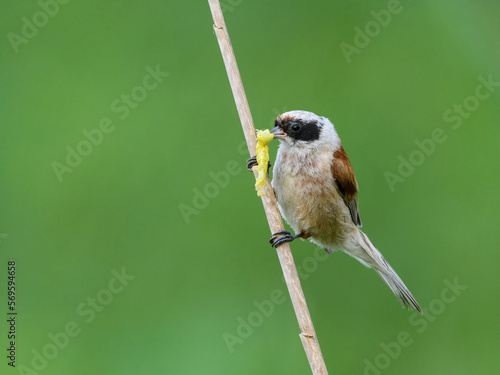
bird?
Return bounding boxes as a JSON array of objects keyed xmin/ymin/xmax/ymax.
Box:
[{"xmin": 248, "ymin": 110, "xmax": 421, "ymax": 312}]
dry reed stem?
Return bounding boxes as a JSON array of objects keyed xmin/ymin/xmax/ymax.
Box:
[{"xmin": 207, "ymin": 1, "xmax": 328, "ymax": 374}]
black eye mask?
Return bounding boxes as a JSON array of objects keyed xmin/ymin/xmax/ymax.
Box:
[{"xmin": 286, "ymin": 120, "xmax": 321, "ymax": 141}]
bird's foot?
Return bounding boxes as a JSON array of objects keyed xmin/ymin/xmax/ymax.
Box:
[
  {"xmin": 269, "ymin": 230, "xmax": 302, "ymax": 248},
  {"xmin": 246, "ymin": 156, "xmax": 271, "ymax": 171}
]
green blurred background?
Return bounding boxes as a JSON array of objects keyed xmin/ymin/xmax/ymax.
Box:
[{"xmin": 1, "ymin": 0, "xmax": 499, "ymax": 374}]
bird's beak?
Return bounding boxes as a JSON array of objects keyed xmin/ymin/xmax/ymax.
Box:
[{"xmin": 270, "ymin": 126, "xmax": 286, "ymax": 140}]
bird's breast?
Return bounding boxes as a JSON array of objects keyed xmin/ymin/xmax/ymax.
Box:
[{"xmin": 272, "ymin": 147, "xmax": 354, "ymax": 247}]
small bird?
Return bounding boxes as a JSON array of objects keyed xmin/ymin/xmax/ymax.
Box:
[{"xmin": 249, "ymin": 110, "xmax": 421, "ymax": 312}]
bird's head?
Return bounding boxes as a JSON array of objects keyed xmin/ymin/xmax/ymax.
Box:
[{"xmin": 271, "ymin": 110, "xmax": 340, "ymax": 150}]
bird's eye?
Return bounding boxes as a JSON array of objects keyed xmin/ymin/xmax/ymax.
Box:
[{"xmin": 290, "ymin": 123, "xmax": 301, "ymax": 132}]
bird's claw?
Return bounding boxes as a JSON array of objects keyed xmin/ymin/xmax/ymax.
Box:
[
  {"xmin": 269, "ymin": 230, "xmax": 295, "ymax": 248},
  {"xmin": 246, "ymin": 156, "xmax": 271, "ymax": 171},
  {"xmin": 246, "ymin": 156, "xmax": 258, "ymax": 170}
]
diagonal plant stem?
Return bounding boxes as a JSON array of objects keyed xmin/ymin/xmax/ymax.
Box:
[{"xmin": 207, "ymin": 1, "xmax": 329, "ymax": 374}]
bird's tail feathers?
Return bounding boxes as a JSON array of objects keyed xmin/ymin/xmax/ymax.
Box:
[{"xmin": 351, "ymin": 230, "xmax": 422, "ymax": 313}]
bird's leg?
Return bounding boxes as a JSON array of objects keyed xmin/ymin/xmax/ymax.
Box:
[
  {"xmin": 246, "ymin": 156, "xmax": 271, "ymax": 171},
  {"xmin": 269, "ymin": 230, "xmax": 304, "ymax": 248}
]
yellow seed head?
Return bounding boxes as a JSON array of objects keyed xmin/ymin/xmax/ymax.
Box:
[{"xmin": 255, "ymin": 129, "xmax": 274, "ymax": 196}]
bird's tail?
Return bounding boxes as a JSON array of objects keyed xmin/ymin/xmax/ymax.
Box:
[{"xmin": 345, "ymin": 230, "xmax": 421, "ymax": 313}]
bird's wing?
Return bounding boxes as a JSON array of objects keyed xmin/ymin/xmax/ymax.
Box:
[{"xmin": 331, "ymin": 146, "xmax": 362, "ymax": 227}]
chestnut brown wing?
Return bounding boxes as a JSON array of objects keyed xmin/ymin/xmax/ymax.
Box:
[{"xmin": 331, "ymin": 146, "xmax": 362, "ymax": 227}]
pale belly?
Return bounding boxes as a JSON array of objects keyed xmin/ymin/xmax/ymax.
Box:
[{"xmin": 272, "ymin": 149, "xmax": 356, "ymax": 249}]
